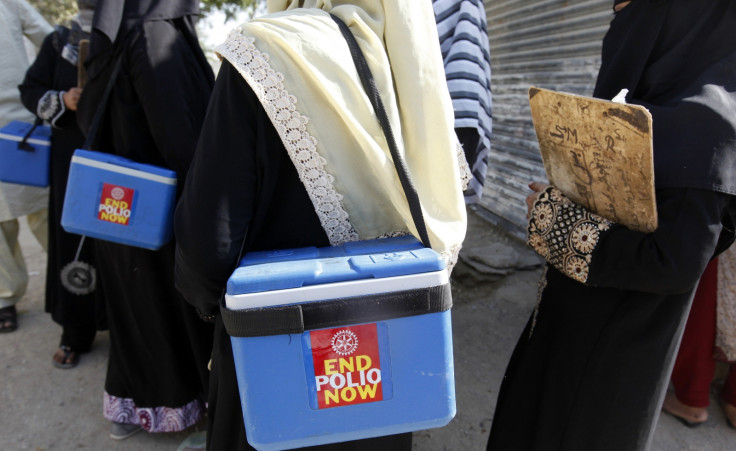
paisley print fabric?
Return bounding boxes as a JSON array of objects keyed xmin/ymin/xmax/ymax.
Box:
[{"xmin": 527, "ymin": 186, "xmax": 612, "ymax": 283}]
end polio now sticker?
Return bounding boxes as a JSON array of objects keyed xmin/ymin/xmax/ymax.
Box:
[
  {"xmin": 98, "ymin": 183, "xmax": 134, "ymax": 225},
  {"xmin": 302, "ymin": 323, "xmax": 393, "ymax": 410}
]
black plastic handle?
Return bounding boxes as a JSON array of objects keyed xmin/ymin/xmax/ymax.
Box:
[{"xmin": 17, "ymin": 118, "xmax": 43, "ymax": 152}]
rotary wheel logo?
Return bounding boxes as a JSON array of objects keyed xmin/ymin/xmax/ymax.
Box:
[
  {"xmin": 111, "ymin": 187, "xmax": 125, "ymax": 200},
  {"xmin": 331, "ymin": 330, "xmax": 358, "ymax": 356}
]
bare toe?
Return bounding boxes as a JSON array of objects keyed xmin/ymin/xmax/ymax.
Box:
[{"xmin": 663, "ymin": 391, "xmax": 707, "ymax": 426}]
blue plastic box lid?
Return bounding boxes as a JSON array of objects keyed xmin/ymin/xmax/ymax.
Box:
[
  {"xmin": 239, "ymin": 235, "xmax": 425, "ymax": 265},
  {"xmin": 227, "ymin": 237, "xmax": 445, "ymax": 295},
  {"xmin": 0, "ymin": 120, "xmax": 51, "ymax": 145}
]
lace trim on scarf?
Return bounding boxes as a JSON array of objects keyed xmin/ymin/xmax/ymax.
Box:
[
  {"xmin": 442, "ymin": 243, "xmax": 461, "ymax": 274},
  {"xmin": 217, "ymin": 32, "xmax": 462, "ymax": 271},
  {"xmin": 103, "ymin": 392, "xmax": 204, "ymax": 433},
  {"xmin": 526, "ymin": 186, "xmax": 612, "ymax": 284},
  {"xmin": 37, "ymin": 90, "xmax": 65, "ymax": 126},
  {"xmin": 376, "ymin": 230, "xmax": 411, "ymax": 240},
  {"xmin": 216, "ymin": 32, "xmax": 359, "ymax": 246},
  {"xmin": 456, "ymin": 140, "xmax": 471, "ymax": 191}
]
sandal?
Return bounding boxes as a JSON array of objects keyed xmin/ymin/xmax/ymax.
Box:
[
  {"xmin": 0, "ymin": 305, "xmax": 18, "ymax": 333},
  {"xmin": 110, "ymin": 421, "xmax": 142, "ymax": 440},
  {"xmin": 719, "ymin": 399, "xmax": 736, "ymax": 430},
  {"xmin": 52, "ymin": 345, "xmax": 79, "ymax": 369}
]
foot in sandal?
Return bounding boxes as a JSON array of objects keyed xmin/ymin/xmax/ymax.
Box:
[
  {"xmin": 0, "ymin": 305, "xmax": 18, "ymax": 333},
  {"xmin": 662, "ymin": 391, "xmax": 708, "ymax": 427},
  {"xmin": 52, "ymin": 345, "xmax": 79, "ymax": 369}
]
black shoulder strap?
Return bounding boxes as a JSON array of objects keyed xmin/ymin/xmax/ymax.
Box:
[
  {"xmin": 68, "ymin": 55, "xmax": 124, "ymax": 263},
  {"xmin": 81, "ymin": 56, "xmax": 123, "ymax": 150},
  {"xmin": 220, "ymin": 16, "xmax": 448, "ymax": 337},
  {"xmin": 329, "ymin": 14, "xmax": 432, "ymax": 249}
]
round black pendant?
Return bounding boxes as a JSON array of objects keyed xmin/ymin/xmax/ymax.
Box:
[{"xmin": 60, "ymin": 261, "xmax": 97, "ymax": 295}]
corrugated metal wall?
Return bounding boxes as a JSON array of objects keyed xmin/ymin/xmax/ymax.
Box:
[{"xmin": 477, "ymin": 0, "xmax": 613, "ymax": 240}]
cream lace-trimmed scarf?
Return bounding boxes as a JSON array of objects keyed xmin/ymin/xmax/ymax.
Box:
[{"xmin": 216, "ymin": 1, "xmax": 468, "ymax": 268}]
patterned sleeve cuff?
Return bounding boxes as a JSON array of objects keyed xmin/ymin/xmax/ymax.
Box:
[
  {"xmin": 37, "ymin": 90, "xmax": 67, "ymax": 126},
  {"xmin": 527, "ymin": 186, "xmax": 613, "ymax": 283}
]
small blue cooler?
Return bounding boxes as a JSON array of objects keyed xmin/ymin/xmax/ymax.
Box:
[
  {"xmin": 61, "ymin": 149, "xmax": 177, "ymax": 250},
  {"xmin": 223, "ymin": 236, "xmax": 455, "ymax": 451},
  {"xmin": 0, "ymin": 120, "xmax": 51, "ymax": 187}
]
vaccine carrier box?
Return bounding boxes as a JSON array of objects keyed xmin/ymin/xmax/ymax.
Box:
[
  {"xmin": 223, "ymin": 236, "xmax": 456, "ymax": 451},
  {"xmin": 0, "ymin": 120, "xmax": 51, "ymax": 187},
  {"xmin": 61, "ymin": 149, "xmax": 177, "ymax": 250}
]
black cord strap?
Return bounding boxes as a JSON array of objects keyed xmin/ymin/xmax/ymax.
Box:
[
  {"xmin": 329, "ymin": 14, "xmax": 432, "ymax": 249},
  {"xmin": 220, "ymin": 16, "xmax": 448, "ymax": 337},
  {"xmin": 71, "ymin": 55, "xmax": 123, "ymax": 263},
  {"xmin": 82, "ymin": 56, "xmax": 123, "ymax": 151}
]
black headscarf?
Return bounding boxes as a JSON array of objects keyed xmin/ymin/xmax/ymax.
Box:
[
  {"xmin": 593, "ymin": 0, "xmax": 736, "ymax": 195},
  {"xmin": 84, "ymin": 0, "xmax": 200, "ymax": 80},
  {"xmin": 78, "ymin": 0, "xmax": 208, "ymax": 139}
]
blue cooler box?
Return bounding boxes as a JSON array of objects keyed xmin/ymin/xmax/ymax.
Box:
[
  {"xmin": 0, "ymin": 120, "xmax": 51, "ymax": 187},
  {"xmin": 223, "ymin": 236, "xmax": 455, "ymax": 451},
  {"xmin": 61, "ymin": 149, "xmax": 177, "ymax": 250}
]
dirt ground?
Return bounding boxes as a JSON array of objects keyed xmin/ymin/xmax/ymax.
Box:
[{"xmin": 2, "ymin": 212, "xmax": 736, "ymax": 450}]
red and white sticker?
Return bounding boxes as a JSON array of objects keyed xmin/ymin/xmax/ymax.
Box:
[
  {"xmin": 309, "ymin": 323, "xmax": 384, "ymax": 409},
  {"xmin": 98, "ymin": 183, "xmax": 134, "ymax": 225}
]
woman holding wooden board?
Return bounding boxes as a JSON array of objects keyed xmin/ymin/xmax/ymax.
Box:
[
  {"xmin": 487, "ymin": 1, "xmax": 736, "ymax": 450},
  {"xmin": 19, "ymin": 0, "xmax": 106, "ymax": 370}
]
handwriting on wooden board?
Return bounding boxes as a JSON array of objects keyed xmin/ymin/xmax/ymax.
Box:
[{"xmin": 528, "ymin": 87, "xmax": 657, "ymax": 232}]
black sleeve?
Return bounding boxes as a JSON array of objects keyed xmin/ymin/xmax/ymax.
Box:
[
  {"xmin": 19, "ymin": 31, "xmax": 72, "ymax": 128},
  {"xmin": 126, "ymin": 20, "xmax": 213, "ymax": 181},
  {"xmin": 587, "ymin": 188, "xmax": 731, "ymax": 293},
  {"xmin": 174, "ymin": 60, "xmax": 260, "ymax": 317},
  {"xmin": 527, "ymin": 186, "xmax": 731, "ymax": 294}
]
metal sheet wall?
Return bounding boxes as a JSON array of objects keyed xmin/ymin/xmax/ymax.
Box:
[{"xmin": 477, "ymin": 0, "xmax": 613, "ymax": 240}]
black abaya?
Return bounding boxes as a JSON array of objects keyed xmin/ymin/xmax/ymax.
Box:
[
  {"xmin": 488, "ymin": 187, "xmax": 736, "ymax": 450},
  {"xmin": 487, "ymin": 1, "xmax": 736, "ymax": 449},
  {"xmin": 19, "ymin": 27, "xmax": 106, "ymax": 350},
  {"xmin": 76, "ymin": 14, "xmax": 214, "ymax": 431},
  {"xmin": 175, "ymin": 61, "xmax": 413, "ymax": 451}
]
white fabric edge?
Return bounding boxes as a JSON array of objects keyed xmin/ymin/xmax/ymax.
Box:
[
  {"xmin": 0, "ymin": 133, "xmax": 50, "ymax": 146},
  {"xmin": 216, "ymin": 30, "xmax": 461, "ymax": 272},
  {"xmin": 225, "ymin": 269, "xmax": 449, "ymax": 310},
  {"xmin": 70, "ymin": 155, "xmax": 177, "ymax": 185},
  {"xmin": 216, "ymin": 32, "xmax": 359, "ymax": 246}
]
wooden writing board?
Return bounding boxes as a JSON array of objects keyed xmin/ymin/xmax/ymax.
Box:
[
  {"xmin": 78, "ymin": 39, "xmax": 89, "ymax": 88},
  {"xmin": 528, "ymin": 86, "xmax": 657, "ymax": 232}
]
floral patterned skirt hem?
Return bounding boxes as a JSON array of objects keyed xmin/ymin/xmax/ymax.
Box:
[{"xmin": 103, "ymin": 392, "xmax": 205, "ymax": 433}]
